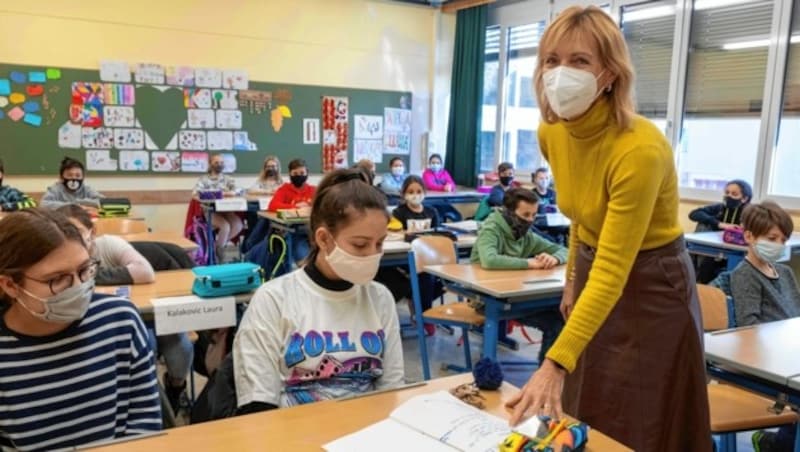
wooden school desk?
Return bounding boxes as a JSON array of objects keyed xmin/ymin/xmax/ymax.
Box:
[
  {"xmin": 424, "ymin": 264, "xmax": 565, "ymax": 360},
  {"xmin": 385, "ymin": 189, "xmax": 484, "ymax": 207},
  {"xmin": 114, "ymin": 231, "xmax": 199, "ymax": 252},
  {"xmin": 705, "ymin": 318, "xmax": 800, "ymax": 451},
  {"xmin": 381, "ymin": 234, "xmax": 477, "ymax": 267},
  {"xmin": 89, "ymin": 373, "xmax": 631, "ymax": 452},
  {"xmin": 685, "ymin": 231, "xmax": 800, "ymax": 271}
]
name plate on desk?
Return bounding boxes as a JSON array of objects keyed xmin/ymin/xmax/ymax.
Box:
[
  {"xmin": 258, "ymin": 197, "xmax": 272, "ymax": 211},
  {"xmin": 152, "ymin": 295, "xmax": 236, "ymax": 335},
  {"xmin": 214, "ymin": 198, "xmax": 248, "ymax": 212}
]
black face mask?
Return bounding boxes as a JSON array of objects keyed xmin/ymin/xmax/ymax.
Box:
[
  {"xmin": 64, "ymin": 179, "xmax": 83, "ymax": 191},
  {"xmin": 500, "ymin": 176, "xmax": 514, "ymax": 187},
  {"xmin": 290, "ymin": 175, "xmax": 308, "ymax": 188},
  {"xmin": 502, "ymin": 209, "xmax": 533, "ymax": 240},
  {"xmin": 723, "ymin": 196, "xmax": 742, "ymax": 210},
  {"xmin": 211, "ymin": 164, "xmax": 224, "ymax": 173},
  {"xmin": 265, "ymin": 168, "xmax": 278, "ymax": 178}
]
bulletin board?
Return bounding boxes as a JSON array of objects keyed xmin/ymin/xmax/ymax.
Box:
[{"xmin": 0, "ymin": 62, "xmax": 412, "ymax": 175}]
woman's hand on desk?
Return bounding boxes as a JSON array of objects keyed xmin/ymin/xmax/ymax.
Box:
[
  {"xmin": 527, "ymin": 254, "xmax": 558, "ymax": 269},
  {"xmin": 506, "ymin": 358, "xmax": 567, "ymax": 426},
  {"xmin": 560, "ymin": 280, "xmax": 576, "ymax": 320}
]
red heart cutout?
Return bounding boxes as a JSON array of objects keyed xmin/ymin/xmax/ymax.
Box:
[{"xmin": 26, "ymin": 85, "xmax": 44, "ymax": 96}]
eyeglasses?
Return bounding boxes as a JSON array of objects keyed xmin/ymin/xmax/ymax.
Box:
[{"xmin": 23, "ymin": 259, "xmax": 99, "ymax": 295}]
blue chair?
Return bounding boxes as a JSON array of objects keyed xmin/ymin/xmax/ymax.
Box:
[
  {"xmin": 698, "ymin": 284, "xmax": 798, "ymax": 452},
  {"xmin": 408, "ymin": 235, "xmax": 484, "ymax": 380}
]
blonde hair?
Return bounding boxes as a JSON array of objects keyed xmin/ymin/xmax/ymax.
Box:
[
  {"xmin": 534, "ymin": 6, "xmax": 636, "ymax": 130},
  {"xmin": 258, "ymin": 155, "xmax": 283, "ymax": 183}
]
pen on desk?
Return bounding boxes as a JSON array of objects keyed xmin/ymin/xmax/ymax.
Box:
[
  {"xmin": 339, "ymin": 381, "xmax": 427, "ymax": 401},
  {"xmin": 709, "ymin": 325, "xmax": 757, "ymax": 335}
]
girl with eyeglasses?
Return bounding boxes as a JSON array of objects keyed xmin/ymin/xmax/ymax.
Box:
[{"xmin": 0, "ymin": 208, "xmax": 161, "ymax": 450}]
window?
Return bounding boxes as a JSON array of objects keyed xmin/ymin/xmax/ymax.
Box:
[
  {"xmin": 479, "ymin": 26, "xmax": 501, "ymax": 172},
  {"xmin": 479, "ymin": 131, "xmax": 496, "ymax": 172},
  {"xmin": 620, "ymin": 0, "xmax": 677, "ymax": 134},
  {"xmin": 772, "ymin": 0, "xmax": 800, "ymax": 197},
  {"xmin": 677, "ymin": 0, "xmax": 773, "ymax": 190}
]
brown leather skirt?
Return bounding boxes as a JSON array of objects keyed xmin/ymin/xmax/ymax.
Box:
[{"xmin": 564, "ymin": 237, "xmax": 712, "ymax": 451}]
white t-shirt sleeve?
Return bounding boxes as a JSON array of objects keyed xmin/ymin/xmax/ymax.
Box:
[
  {"xmin": 370, "ymin": 283, "xmax": 405, "ymax": 390},
  {"xmin": 233, "ymin": 286, "xmax": 286, "ymax": 407},
  {"xmin": 95, "ymin": 235, "xmax": 155, "ymax": 284}
]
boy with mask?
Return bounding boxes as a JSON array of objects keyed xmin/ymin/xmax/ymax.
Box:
[
  {"xmin": 471, "ymin": 188, "xmax": 567, "ymax": 362},
  {"xmin": 41, "ymin": 157, "xmax": 103, "ymax": 210},
  {"xmin": 532, "ymin": 167, "xmax": 557, "ymax": 213},
  {"xmin": 729, "ymin": 201, "xmax": 799, "ymax": 452},
  {"xmin": 268, "ymin": 158, "xmax": 316, "ymax": 264},
  {"xmin": 487, "ymin": 162, "xmax": 521, "ymax": 207},
  {"xmin": 0, "ymin": 158, "xmax": 36, "ymax": 212}
]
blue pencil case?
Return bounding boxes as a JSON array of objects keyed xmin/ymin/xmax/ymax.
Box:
[{"xmin": 192, "ymin": 262, "xmax": 263, "ymax": 297}]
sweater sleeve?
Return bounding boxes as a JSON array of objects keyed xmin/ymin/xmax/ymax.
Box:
[
  {"xmin": 267, "ymin": 185, "xmax": 295, "ymax": 211},
  {"xmin": 730, "ymin": 264, "xmax": 764, "ymax": 326},
  {"xmin": 422, "ymin": 170, "xmax": 446, "ymax": 191},
  {"xmin": 689, "ymin": 204, "xmax": 723, "ymax": 229},
  {"xmin": 525, "ymin": 233, "xmax": 568, "ymax": 264},
  {"xmin": 475, "ymin": 225, "xmax": 529, "ymax": 270},
  {"xmin": 546, "ymin": 146, "xmax": 667, "ymax": 372},
  {"xmin": 443, "ymin": 170, "xmax": 456, "ymax": 187},
  {"xmin": 40, "ymin": 186, "xmax": 68, "ymax": 208}
]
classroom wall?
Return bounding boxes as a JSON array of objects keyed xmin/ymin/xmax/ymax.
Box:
[{"xmin": 0, "ymin": 0, "xmax": 454, "ymax": 232}]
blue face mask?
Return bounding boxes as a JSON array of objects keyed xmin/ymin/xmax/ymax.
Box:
[
  {"xmin": 754, "ymin": 239, "xmax": 787, "ymax": 264},
  {"xmin": 430, "ymin": 163, "xmax": 442, "ymax": 172}
]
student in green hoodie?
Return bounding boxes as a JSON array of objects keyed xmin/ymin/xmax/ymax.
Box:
[{"xmin": 470, "ymin": 188, "xmax": 567, "ymax": 362}]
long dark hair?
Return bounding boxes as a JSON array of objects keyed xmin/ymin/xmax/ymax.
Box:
[
  {"xmin": 306, "ymin": 169, "xmax": 389, "ymax": 264},
  {"xmin": 0, "ymin": 209, "xmax": 85, "ymax": 302}
]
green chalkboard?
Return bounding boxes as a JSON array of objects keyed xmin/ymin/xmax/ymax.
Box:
[{"xmin": 0, "ymin": 63, "xmax": 411, "ymax": 175}]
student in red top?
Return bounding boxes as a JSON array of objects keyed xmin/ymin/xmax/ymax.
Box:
[{"xmin": 268, "ymin": 158, "xmax": 316, "ymax": 212}]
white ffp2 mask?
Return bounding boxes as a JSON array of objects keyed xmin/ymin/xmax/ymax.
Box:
[
  {"xmin": 543, "ymin": 66, "xmax": 604, "ymax": 120},
  {"xmin": 326, "ymin": 242, "xmax": 383, "ymax": 286}
]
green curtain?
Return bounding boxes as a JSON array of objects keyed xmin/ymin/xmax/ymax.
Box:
[{"xmin": 445, "ymin": 5, "xmax": 487, "ymax": 187}]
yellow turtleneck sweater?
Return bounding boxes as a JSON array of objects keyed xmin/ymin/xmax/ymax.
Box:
[{"xmin": 541, "ymin": 98, "xmax": 682, "ymax": 373}]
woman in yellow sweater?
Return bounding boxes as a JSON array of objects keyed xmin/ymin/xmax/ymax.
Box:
[{"xmin": 505, "ymin": 7, "xmax": 711, "ymax": 451}]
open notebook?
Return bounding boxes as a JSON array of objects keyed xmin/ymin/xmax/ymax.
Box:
[{"xmin": 324, "ymin": 391, "xmax": 539, "ymax": 452}]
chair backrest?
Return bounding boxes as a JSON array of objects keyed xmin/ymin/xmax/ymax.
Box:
[
  {"xmin": 697, "ymin": 284, "xmax": 730, "ymax": 331},
  {"xmin": 409, "ymin": 235, "xmax": 458, "ymax": 274},
  {"xmin": 94, "ymin": 218, "xmax": 148, "ymax": 235}
]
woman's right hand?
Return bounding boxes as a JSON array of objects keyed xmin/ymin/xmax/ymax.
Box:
[{"xmin": 560, "ymin": 279, "xmax": 576, "ymax": 320}]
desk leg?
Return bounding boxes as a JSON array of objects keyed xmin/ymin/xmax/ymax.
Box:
[
  {"xmin": 482, "ymin": 300, "xmax": 500, "ymax": 361},
  {"xmin": 285, "ymin": 230, "xmax": 295, "ymax": 268},
  {"xmin": 206, "ymin": 208, "xmax": 216, "ymax": 265},
  {"xmin": 497, "ymin": 320, "xmax": 520, "ymax": 351}
]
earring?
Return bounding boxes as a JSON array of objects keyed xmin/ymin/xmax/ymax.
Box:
[{"xmin": 605, "ymin": 85, "xmax": 612, "ymax": 93}]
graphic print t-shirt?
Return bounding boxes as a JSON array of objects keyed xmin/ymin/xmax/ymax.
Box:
[{"xmin": 233, "ymin": 269, "xmax": 404, "ymax": 407}]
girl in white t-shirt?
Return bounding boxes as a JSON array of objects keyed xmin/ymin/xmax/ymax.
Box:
[{"xmin": 234, "ymin": 169, "xmax": 404, "ymax": 413}]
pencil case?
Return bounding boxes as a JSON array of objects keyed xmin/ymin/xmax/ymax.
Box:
[
  {"xmin": 500, "ymin": 417, "xmax": 589, "ymax": 452},
  {"xmin": 722, "ymin": 227, "xmax": 746, "ymax": 246},
  {"xmin": 192, "ymin": 262, "xmax": 263, "ymax": 297},
  {"xmin": 198, "ymin": 189, "xmax": 223, "ymax": 200}
]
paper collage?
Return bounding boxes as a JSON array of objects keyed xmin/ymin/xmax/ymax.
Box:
[
  {"xmin": 321, "ymin": 96, "xmax": 349, "ymax": 172},
  {"xmin": 104, "ymin": 84, "xmax": 135, "ymax": 105},
  {"xmin": 179, "ymin": 130, "xmax": 207, "ymax": 150},
  {"xmin": 82, "ymin": 127, "xmax": 114, "ymax": 148},
  {"xmin": 134, "ymin": 63, "xmax": 165, "ymax": 84},
  {"xmin": 184, "ymin": 88, "xmax": 212, "ymax": 108},
  {"xmin": 71, "ymin": 82, "xmax": 104, "ymax": 127},
  {"xmin": 113, "ymin": 128, "xmax": 145, "ymax": 149},
  {"xmin": 195, "ymin": 68, "xmax": 222, "ymax": 88},
  {"xmin": 383, "ymin": 107, "xmax": 412, "ymax": 155},
  {"xmin": 181, "ymin": 152, "xmax": 209, "ymax": 172},
  {"xmin": 166, "ymin": 66, "xmax": 195, "ymax": 86},
  {"xmin": 119, "ymin": 150, "xmax": 149, "ymax": 171},
  {"xmin": 0, "ymin": 66, "xmax": 61, "ymax": 128},
  {"xmin": 86, "ymin": 150, "xmax": 118, "ymax": 171},
  {"xmin": 152, "ymin": 152, "xmax": 181, "ymax": 172}
]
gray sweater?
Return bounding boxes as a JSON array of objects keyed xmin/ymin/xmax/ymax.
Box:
[
  {"xmin": 40, "ymin": 182, "xmax": 103, "ymax": 208},
  {"xmin": 730, "ymin": 260, "xmax": 800, "ymax": 326}
]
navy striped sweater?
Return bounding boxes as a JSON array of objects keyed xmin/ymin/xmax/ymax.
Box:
[{"xmin": 0, "ymin": 294, "xmax": 162, "ymax": 451}]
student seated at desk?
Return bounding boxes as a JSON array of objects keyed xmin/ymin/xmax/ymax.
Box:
[
  {"xmin": 487, "ymin": 162, "xmax": 521, "ymax": 207},
  {"xmin": 58, "ymin": 205, "xmax": 193, "ymax": 414},
  {"xmin": 531, "ymin": 167, "xmax": 557, "ymax": 213},
  {"xmin": 470, "ymin": 188, "xmax": 568, "ymax": 363},
  {"xmin": 234, "ymin": 169, "xmax": 404, "ymax": 412},
  {"xmin": 391, "ymin": 175, "xmax": 440, "ymax": 231},
  {"xmin": 194, "ymin": 154, "xmax": 244, "ymax": 260},
  {"xmin": 0, "ymin": 158, "xmax": 36, "ymax": 212},
  {"xmin": 353, "ymin": 158, "xmax": 377, "ymax": 185},
  {"xmin": 41, "ymin": 157, "xmax": 103, "ymax": 211},
  {"xmin": 728, "ymin": 202, "xmax": 799, "ymax": 451},
  {"xmin": 380, "ymin": 157, "xmax": 407, "ymax": 194},
  {"xmin": 247, "ymin": 155, "xmax": 283, "ymax": 196},
  {"xmin": 422, "ymin": 153, "xmax": 455, "ymax": 192},
  {"xmin": 0, "ymin": 208, "xmax": 161, "ymax": 450},
  {"xmin": 268, "ymin": 158, "xmax": 316, "ymax": 263}
]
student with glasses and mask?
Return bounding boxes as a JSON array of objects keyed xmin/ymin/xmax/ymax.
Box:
[
  {"xmin": 0, "ymin": 209, "xmax": 160, "ymax": 451},
  {"xmin": 248, "ymin": 155, "xmax": 283, "ymax": 196},
  {"xmin": 41, "ymin": 157, "xmax": 103, "ymax": 212},
  {"xmin": 234, "ymin": 169, "xmax": 404, "ymax": 413}
]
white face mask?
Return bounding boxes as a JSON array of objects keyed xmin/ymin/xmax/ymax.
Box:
[
  {"xmin": 18, "ymin": 279, "xmax": 94, "ymax": 323},
  {"xmin": 391, "ymin": 166, "xmax": 405, "ymax": 177},
  {"xmin": 325, "ymin": 241, "xmax": 383, "ymax": 286},
  {"xmin": 754, "ymin": 239, "xmax": 788, "ymax": 264},
  {"xmin": 543, "ymin": 66, "xmax": 605, "ymax": 120},
  {"xmin": 405, "ymin": 193, "xmax": 425, "ymax": 206}
]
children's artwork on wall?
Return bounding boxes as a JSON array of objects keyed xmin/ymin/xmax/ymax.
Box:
[
  {"xmin": 22, "ymin": 101, "xmax": 40, "ymax": 113},
  {"xmin": 383, "ymin": 107, "xmax": 412, "ymax": 155},
  {"xmin": 238, "ymin": 90, "xmax": 272, "ymax": 114},
  {"xmin": 7, "ymin": 107, "xmax": 23, "ymax": 122},
  {"xmin": 353, "ymin": 139, "xmax": 383, "ymax": 163},
  {"xmin": 233, "ymin": 131, "xmax": 257, "ymax": 151},
  {"xmin": 152, "ymin": 151, "xmax": 181, "ymax": 172},
  {"xmin": 104, "ymin": 106, "xmax": 135, "ymax": 127},
  {"xmin": 183, "ymin": 88, "xmax": 212, "ymax": 109},
  {"xmin": 99, "ymin": 60, "xmax": 131, "ymax": 83},
  {"xmin": 134, "ymin": 63, "xmax": 165, "ymax": 84},
  {"xmin": 119, "ymin": 150, "xmax": 149, "ymax": 171},
  {"xmin": 195, "ymin": 68, "xmax": 222, "ymax": 88},
  {"xmin": 211, "ymin": 89, "xmax": 238, "ymax": 109},
  {"xmin": 58, "ymin": 122, "xmax": 82, "ymax": 148},
  {"xmin": 23, "ymin": 113, "xmax": 42, "ymax": 127},
  {"xmin": 221, "ymin": 70, "xmax": 248, "ymax": 90},
  {"xmin": 354, "ymin": 115, "xmax": 383, "ymax": 140},
  {"xmin": 9, "ymin": 71, "xmax": 26, "ymax": 84},
  {"xmin": 181, "ymin": 151, "xmax": 208, "ymax": 172},
  {"xmin": 215, "ymin": 110, "xmax": 242, "ymax": 129},
  {"xmin": 28, "ymin": 72, "xmax": 46, "ymax": 83},
  {"xmin": 113, "ymin": 128, "xmax": 145, "ymax": 149},
  {"xmin": 221, "ymin": 153, "xmax": 237, "ymax": 173},
  {"xmin": 207, "ymin": 131, "xmax": 233, "ymax": 150},
  {"xmin": 179, "ymin": 130, "xmax": 207, "ymax": 150},
  {"xmin": 166, "ymin": 66, "xmax": 195, "ymax": 86},
  {"xmin": 0, "ymin": 79, "xmax": 9, "ymax": 95},
  {"xmin": 26, "ymin": 85, "xmax": 43, "ymax": 97},
  {"xmin": 303, "ymin": 118, "xmax": 320, "ymax": 144},
  {"xmin": 82, "ymin": 127, "xmax": 114, "ymax": 148},
  {"xmin": 46, "ymin": 68, "xmax": 61, "ymax": 80},
  {"xmin": 187, "ymin": 108, "xmax": 214, "ymax": 129},
  {"xmin": 321, "ymin": 96, "xmax": 349, "ymax": 172},
  {"xmin": 86, "ymin": 150, "xmax": 118, "ymax": 171},
  {"xmin": 71, "ymin": 82, "xmax": 104, "ymax": 127},
  {"xmin": 103, "ymin": 84, "xmax": 136, "ymax": 105}
]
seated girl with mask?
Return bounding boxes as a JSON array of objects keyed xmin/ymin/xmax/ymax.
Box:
[
  {"xmin": 40, "ymin": 157, "xmax": 103, "ymax": 212},
  {"xmin": 194, "ymin": 154, "xmax": 243, "ymax": 261},
  {"xmin": 380, "ymin": 157, "xmax": 407, "ymax": 194},
  {"xmin": 470, "ymin": 188, "xmax": 568, "ymax": 363},
  {"xmin": 234, "ymin": 169, "xmax": 404, "ymax": 413},
  {"xmin": 0, "ymin": 209, "xmax": 160, "ymax": 451}
]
